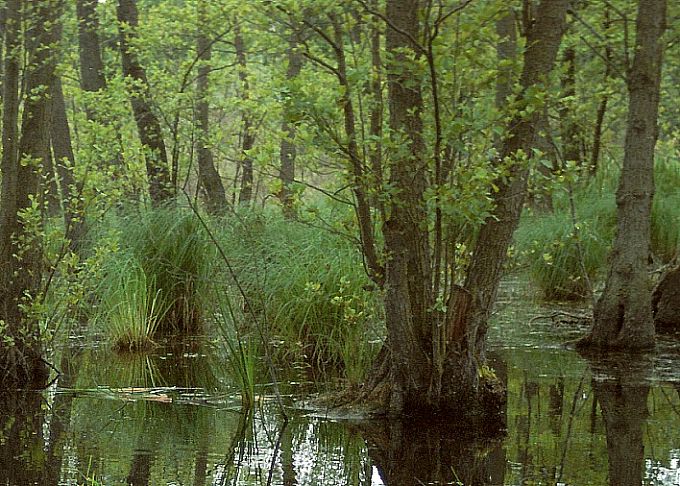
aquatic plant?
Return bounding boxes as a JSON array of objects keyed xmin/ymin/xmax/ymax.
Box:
[{"xmin": 96, "ymin": 259, "xmax": 168, "ymax": 352}]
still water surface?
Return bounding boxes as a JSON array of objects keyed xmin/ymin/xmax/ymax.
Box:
[{"xmin": 2, "ymin": 282, "xmax": 679, "ymax": 485}]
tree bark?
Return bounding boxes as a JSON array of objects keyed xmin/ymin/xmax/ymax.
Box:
[
  {"xmin": 0, "ymin": 0, "xmax": 22, "ymax": 321},
  {"xmin": 581, "ymin": 0, "xmax": 666, "ymax": 350},
  {"xmin": 195, "ymin": 1, "xmax": 227, "ymax": 214},
  {"xmin": 50, "ymin": 75, "xmax": 84, "ymax": 250},
  {"xmin": 459, "ymin": 0, "xmax": 568, "ymax": 363},
  {"xmin": 76, "ymin": 0, "xmax": 106, "ymax": 95},
  {"xmin": 369, "ymin": 0, "xmax": 433, "ymax": 416},
  {"xmin": 235, "ymin": 22, "xmax": 255, "ymax": 206},
  {"xmin": 117, "ymin": 0, "xmax": 172, "ymax": 205}
]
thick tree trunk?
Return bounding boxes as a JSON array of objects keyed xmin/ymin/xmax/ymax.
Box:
[
  {"xmin": 117, "ymin": 0, "xmax": 172, "ymax": 205},
  {"xmin": 365, "ymin": 0, "xmax": 568, "ymax": 419},
  {"xmin": 235, "ymin": 22, "xmax": 255, "ymax": 206},
  {"xmin": 581, "ymin": 0, "xmax": 666, "ymax": 350},
  {"xmin": 0, "ymin": 0, "xmax": 62, "ymax": 389},
  {"xmin": 195, "ymin": 1, "xmax": 227, "ymax": 214},
  {"xmin": 278, "ymin": 29, "xmax": 303, "ymax": 218},
  {"xmin": 371, "ymin": 0, "xmax": 433, "ymax": 416}
]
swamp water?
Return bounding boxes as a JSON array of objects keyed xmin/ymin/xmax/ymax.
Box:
[{"xmin": 2, "ymin": 282, "xmax": 680, "ymax": 485}]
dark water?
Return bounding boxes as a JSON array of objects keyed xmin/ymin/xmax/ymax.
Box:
[{"xmin": 2, "ymin": 282, "xmax": 680, "ymax": 485}]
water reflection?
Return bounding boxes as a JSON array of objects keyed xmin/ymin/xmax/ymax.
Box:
[
  {"xmin": 0, "ymin": 393, "xmax": 45, "ymax": 486},
  {"xmin": 360, "ymin": 419, "xmax": 505, "ymax": 485},
  {"xmin": 2, "ymin": 301, "xmax": 680, "ymax": 485},
  {"xmin": 588, "ymin": 355, "xmax": 652, "ymax": 486}
]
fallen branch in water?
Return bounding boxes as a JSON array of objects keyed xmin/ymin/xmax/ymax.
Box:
[{"xmin": 530, "ymin": 310, "xmax": 592, "ymax": 326}]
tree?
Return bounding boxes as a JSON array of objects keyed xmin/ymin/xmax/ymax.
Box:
[
  {"xmin": 117, "ymin": 0, "xmax": 173, "ymax": 205},
  {"xmin": 195, "ymin": 0, "xmax": 227, "ymax": 214},
  {"xmin": 235, "ymin": 20, "xmax": 256, "ymax": 206},
  {"xmin": 0, "ymin": 0, "xmax": 63, "ymax": 388},
  {"xmin": 278, "ymin": 26, "xmax": 303, "ymax": 218},
  {"xmin": 361, "ymin": 0, "xmax": 569, "ymax": 417},
  {"xmin": 579, "ymin": 0, "xmax": 666, "ymax": 350}
]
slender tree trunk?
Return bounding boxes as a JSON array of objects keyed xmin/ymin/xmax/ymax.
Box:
[
  {"xmin": 50, "ymin": 75, "xmax": 85, "ymax": 250},
  {"xmin": 581, "ymin": 0, "xmax": 666, "ymax": 350},
  {"xmin": 278, "ymin": 29, "xmax": 303, "ymax": 218},
  {"xmin": 590, "ymin": 8, "xmax": 614, "ymax": 176},
  {"xmin": 368, "ymin": 2, "xmax": 385, "ymax": 220},
  {"xmin": 235, "ymin": 22, "xmax": 255, "ymax": 206},
  {"xmin": 117, "ymin": 0, "xmax": 172, "ymax": 205},
  {"xmin": 330, "ymin": 14, "xmax": 383, "ymax": 285},
  {"xmin": 560, "ymin": 47, "xmax": 581, "ymax": 167},
  {"xmin": 0, "ymin": 0, "xmax": 62, "ymax": 389},
  {"xmin": 77, "ymin": 0, "xmax": 124, "ymax": 172},
  {"xmin": 76, "ymin": 0, "xmax": 106, "ymax": 95},
  {"xmin": 195, "ymin": 1, "xmax": 227, "ymax": 214}
]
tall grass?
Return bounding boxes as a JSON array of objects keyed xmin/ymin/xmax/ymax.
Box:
[
  {"xmin": 91, "ymin": 206, "xmax": 214, "ymax": 349},
  {"xmin": 217, "ymin": 208, "xmax": 382, "ymax": 386},
  {"xmin": 96, "ymin": 259, "xmax": 168, "ymax": 352}
]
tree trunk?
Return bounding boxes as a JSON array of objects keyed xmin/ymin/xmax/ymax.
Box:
[
  {"xmin": 77, "ymin": 0, "xmax": 124, "ymax": 171},
  {"xmin": 330, "ymin": 14, "xmax": 383, "ymax": 285},
  {"xmin": 371, "ymin": 0, "xmax": 433, "ymax": 416},
  {"xmin": 368, "ymin": 2, "xmax": 385, "ymax": 220},
  {"xmin": 560, "ymin": 46, "xmax": 581, "ymax": 167},
  {"xmin": 590, "ymin": 7, "xmax": 612, "ymax": 176},
  {"xmin": 581, "ymin": 0, "xmax": 666, "ymax": 350},
  {"xmin": 51, "ymin": 69, "xmax": 85, "ymax": 251},
  {"xmin": 235, "ymin": 22, "xmax": 255, "ymax": 206},
  {"xmin": 0, "ymin": 0, "xmax": 62, "ymax": 389},
  {"xmin": 0, "ymin": 0, "xmax": 22, "ymax": 320},
  {"xmin": 458, "ymin": 0, "xmax": 568, "ymax": 366},
  {"xmin": 117, "ymin": 0, "xmax": 172, "ymax": 205},
  {"xmin": 76, "ymin": 0, "xmax": 106, "ymax": 95},
  {"xmin": 278, "ymin": 29, "xmax": 303, "ymax": 218},
  {"xmin": 195, "ymin": 1, "xmax": 227, "ymax": 214},
  {"xmin": 364, "ymin": 0, "xmax": 567, "ymax": 419}
]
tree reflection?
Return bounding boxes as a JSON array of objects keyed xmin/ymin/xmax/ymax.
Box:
[
  {"xmin": 359, "ymin": 419, "xmax": 505, "ymax": 485},
  {"xmin": 588, "ymin": 355, "xmax": 652, "ymax": 486},
  {"xmin": 0, "ymin": 392, "xmax": 46, "ymax": 485}
]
